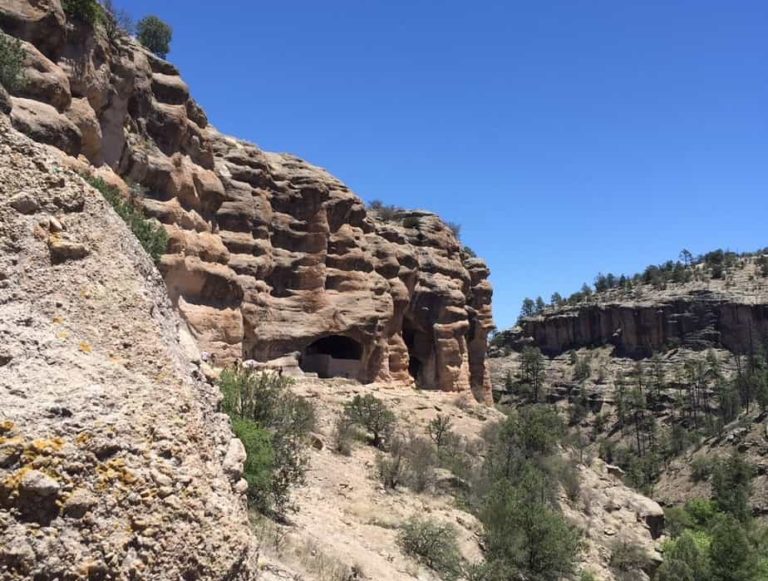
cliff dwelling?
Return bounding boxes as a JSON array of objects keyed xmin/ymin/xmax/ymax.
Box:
[
  {"xmin": 403, "ymin": 318, "xmax": 435, "ymax": 388},
  {"xmin": 299, "ymin": 335, "xmax": 363, "ymax": 379}
]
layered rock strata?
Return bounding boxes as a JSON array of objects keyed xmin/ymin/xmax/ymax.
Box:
[
  {"xmin": 508, "ymin": 291, "xmax": 768, "ymax": 358},
  {"xmin": 0, "ymin": 0, "xmax": 494, "ymax": 400}
]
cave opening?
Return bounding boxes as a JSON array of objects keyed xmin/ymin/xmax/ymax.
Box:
[
  {"xmin": 299, "ymin": 335, "xmax": 362, "ymax": 379},
  {"xmin": 403, "ymin": 317, "xmax": 433, "ymax": 388}
]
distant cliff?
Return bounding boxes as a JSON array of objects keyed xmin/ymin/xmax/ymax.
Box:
[{"xmin": 499, "ymin": 257, "xmax": 768, "ymax": 358}]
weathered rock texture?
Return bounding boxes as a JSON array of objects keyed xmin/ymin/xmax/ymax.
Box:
[
  {"xmin": 508, "ymin": 284, "xmax": 768, "ymax": 359},
  {"xmin": 0, "ymin": 119, "xmax": 258, "ymax": 579},
  {"xmin": 0, "ymin": 0, "xmax": 494, "ymax": 401}
]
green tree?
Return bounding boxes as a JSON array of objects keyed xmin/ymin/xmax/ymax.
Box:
[
  {"xmin": 137, "ymin": 15, "xmax": 173, "ymax": 58},
  {"xmin": 655, "ymin": 531, "xmax": 710, "ymax": 581},
  {"xmin": 520, "ymin": 346, "xmax": 546, "ymax": 403},
  {"xmin": 711, "ymin": 454, "xmax": 754, "ymax": 522},
  {"xmin": 482, "ymin": 473, "xmax": 580, "ymax": 580},
  {"xmin": 343, "ymin": 394, "xmax": 396, "ymax": 449},
  {"xmin": 520, "ymin": 297, "xmax": 536, "ymax": 320},
  {"xmin": 710, "ymin": 515, "xmax": 758, "ymax": 581}
]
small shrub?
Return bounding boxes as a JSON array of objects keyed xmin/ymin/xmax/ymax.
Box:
[
  {"xmin": 368, "ymin": 201, "xmax": 403, "ymax": 222},
  {"xmin": 102, "ymin": 0, "xmax": 134, "ymax": 38},
  {"xmin": 0, "ymin": 33, "xmax": 25, "ymax": 92},
  {"xmin": 331, "ymin": 414, "xmax": 355, "ymax": 456},
  {"xmin": 343, "ymin": 394, "xmax": 396, "ymax": 449},
  {"xmin": 402, "ymin": 435, "xmax": 437, "ymax": 492},
  {"xmin": 446, "ymin": 221, "xmax": 461, "ymax": 239},
  {"xmin": 231, "ymin": 418, "xmax": 274, "ymax": 508},
  {"xmin": 609, "ymin": 539, "xmax": 649, "ymax": 573},
  {"xmin": 376, "ymin": 434, "xmax": 437, "ymax": 492},
  {"xmin": 376, "ymin": 450, "xmax": 404, "ymax": 489},
  {"xmin": 402, "ymin": 216, "xmax": 420, "ymax": 229},
  {"xmin": 427, "ymin": 414, "xmax": 453, "ymax": 451},
  {"xmin": 83, "ymin": 175, "xmax": 168, "ymax": 263},
  {"xmin": 397, "ymin": 518, "xmax": 463, "ymax": 580},
  {"xmin": 690, "ymin": 456, "xmax": 715, "ymax": 482},
  {"xmin": 137, "ymin": 15, "xmax": 173, "ymax": 58},
  {"xmin": 62, "ymin": 0, "xmax": 102, "ymax": 25}
]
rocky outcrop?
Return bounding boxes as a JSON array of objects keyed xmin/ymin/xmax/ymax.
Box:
[
  {"xmin": 507, "ymin": 290, "xmax": 768, "ymax": 358},
  {"xmin": 0, "ymin": 119, "xmax": 258, "ymax": 579},
  {"xmin": 0, "ymin": 1, "xmax": 494, "ymax": 400}
]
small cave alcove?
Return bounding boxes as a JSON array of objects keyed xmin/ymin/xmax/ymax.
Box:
[
  {"xmin": 403, "ymin": 318, "xmax": 433, "ymax": 388},
  {"xmin": 299, "ymin": 335, "xmax": 363, "ymax": 379}
]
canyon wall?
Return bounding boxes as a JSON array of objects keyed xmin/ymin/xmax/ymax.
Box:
[
  {"xmin": 0, "ymin": 1, "xmax": 494, "ymax": 401},
  {"xmin": 511, "ymin": 291, "xmax": 768, "ymax": 358}
]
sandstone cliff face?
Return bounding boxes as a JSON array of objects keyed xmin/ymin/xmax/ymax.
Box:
[
  {"xmin": 0, "ymin": 119, "xmax": 258, "ymax": 579},
  {"xmin": 0, "ymin": 0, "xmax": 494, "ymax": 401},
  {"xmin": 509, "ymin": 288, "xmax": 768, "ymax": 358}
]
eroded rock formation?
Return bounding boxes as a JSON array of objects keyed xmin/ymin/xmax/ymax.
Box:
[
  {"xmin": 506, "ymin": 290, "xmax": 768, "ymax": 358},
  {"xmin": 0, "ymin": 0, "xmax": 494, "ymax": 401}
]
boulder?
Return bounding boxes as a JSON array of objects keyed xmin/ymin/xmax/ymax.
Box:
[
  {"xmin": 0, "ymin": 0, "xmax": 66, "ymax": 58},
  {"xmin": 65, "ymin": 97, "xmax": 102, "ymax": 164},
  {"xmin": 14, "ymin": 41, "xmax": 71, "ymax": 111},
  {"xmin": 10, "ymin": 97, "xmax": 81, "ymax": 156}
]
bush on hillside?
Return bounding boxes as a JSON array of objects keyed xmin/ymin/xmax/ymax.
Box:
[
  {"xmin": 137, "ymin": 16, "xmax": 173, "ymax": 58},
  {"xmin": 397, "ymin": 518, "xmax": 463, "ymax": 580},
  {"xmin": 0, "ymin": 33, "xmax": 25, "ymax": 92},
  {"xmin": 367, "ymin": 200, "xmax": 404, "ymax": 221},
  {"xmin": 62, "ymin": 0, "xmax": 102, "ymax": 25},
  {"xmin": 83, "ymin": 176, "xmax": 168, "ymax": 263},
  {"xmin": 102, "ymin": 0, "xmax": 134, "ymax": 38},
  {"xmin": 343, "ymin": 394, "xmax": 396, "ymax": 449},
  {"xmin": 219, "ymin": 367, "xmax": 316, "ymax": 514}
]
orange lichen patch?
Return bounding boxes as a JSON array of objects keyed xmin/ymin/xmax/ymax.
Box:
[
  {"xmin": 1, "ymin": 465, "xmax": 33, "ymax": 494},
  {"xmin": 21, "ymin": 437, "xmax": 65, "ymax": 462},
  {"xmin": 79, "ymin": 341, "xmax": 93, "ymax": 354},
  {"xmin": 57, "ymin": 330, "xmax": 70, "ymax": 340},
  {"xmin": 76, "ymin": 432, "xmax": 93, "ymax": 447},
  {"xmin": 52, "ymin": 315, "xmax": 64, "ymax": 325},
  {"xmin": 0, "ymin": 436, "xmax": 24, "ymax": 448},
  {"xmin": 0, "ymin": 420, "xmax": 15, "ymax": 434},
  {"xmin": 96, "ymin": 458, "xmax": 138, "ymax": 489}
]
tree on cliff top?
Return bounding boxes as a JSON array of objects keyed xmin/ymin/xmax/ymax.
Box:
[{"xmin": 137, "ymin": 16, "xmax": 173, "ymax": 59}]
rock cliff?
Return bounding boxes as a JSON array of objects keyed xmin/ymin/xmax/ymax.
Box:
[
  {"xmin": 503, "ymin": 263, "xmax": 768, "ymax": 358},
  {"xmin": 0, "ymin": 0, "xmax": 494, "ymax": 401},
  {"xmin": 0, "ymin": 119, "xmax": 258, "ymax": 579}
]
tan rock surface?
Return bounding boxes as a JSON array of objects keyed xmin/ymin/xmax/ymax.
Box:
[{"xmin": 0, "ymin": 119, "xmax": 258, "ymax": 579}]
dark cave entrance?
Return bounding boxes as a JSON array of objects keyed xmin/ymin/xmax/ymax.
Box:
[
  {"xmin": 403, "ymin": 318, "xmax": 433, "ymax": 388},
  {"xmin": 299, "ymin": 335, "xmax": 362, "ymax": 379}
]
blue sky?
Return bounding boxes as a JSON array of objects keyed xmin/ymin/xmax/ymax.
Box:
[{"xmin": 126, "ymin": 0, "xmax": 768, "ymax": 329}]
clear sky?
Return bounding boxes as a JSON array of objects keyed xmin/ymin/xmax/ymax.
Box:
[{"xmin": 125, "ymin": 0, "xmax": 768, "ymax": 330}]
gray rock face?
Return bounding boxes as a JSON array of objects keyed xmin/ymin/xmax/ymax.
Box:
[
  {"xmin": 511, "ymin": 291, "xmax": 768, "ymax": 358},
  {"xmin": 0, "ymin": 120, "xmax": 258, "ymax": 579}
]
